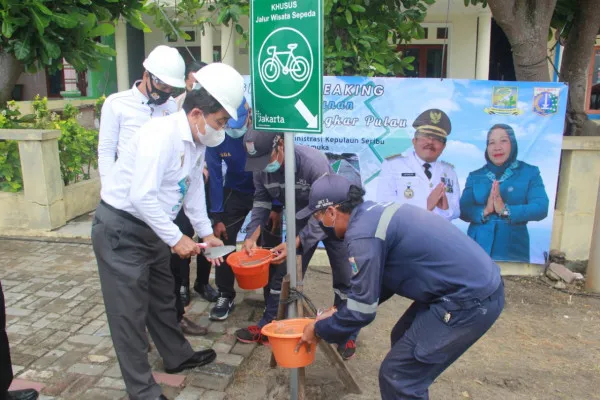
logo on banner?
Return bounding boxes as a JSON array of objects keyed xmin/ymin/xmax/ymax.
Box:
[
  {"xmin": 532, "ymin": 88, "xmax": 559, "ymax": 116},
  {"xmin": 484, "ymin": 86, "xmax": 524, "ymax": 115}
]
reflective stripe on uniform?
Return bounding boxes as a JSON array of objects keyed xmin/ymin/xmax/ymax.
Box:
[
  {"xmin": 347, "ymin": 298, "xmax": 378, "ymax": 314},
  {"xmin": 375, "ymin": 203, "xmax": 401, "ymax": 240},
  {"xmin": 270, "ymin": 288, "xmax": 281, "ymax": 295},
  {"xmin": 253, "ymin": 201, "xmax": 272, "ymax": 209},
  {"xmin": 333, "ymin": 289, "xmax": 348, "ymax": 300},
  {"xmin": 264, "ymin": 182, "xmax": 285, "ymax": 189}
]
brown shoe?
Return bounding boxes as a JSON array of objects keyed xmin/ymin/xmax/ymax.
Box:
[{"xmin": 180, "ymin": 316, "xmax": 208, "ymax": 336}]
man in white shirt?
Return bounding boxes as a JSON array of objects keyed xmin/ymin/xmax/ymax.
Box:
[
  {"xmin": 97, "ymin": 45, "xmax": 185, "ymax": 184},
  {"xmin": 376, "ymin": 108, "xmax": 461, "ymax": 221},
  {"xmin": 91, "ymin": 63, "xmax": 244, "ymax": 400}
]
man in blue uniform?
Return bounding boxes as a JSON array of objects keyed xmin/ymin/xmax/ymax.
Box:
[
  {"xmin": 206, "ymin": 98, "xmax": 282, "ymax": 320},
  {"xmin": 296, "ymin": 174, "xmax": 504, "ymax": 399},
  {"xmin": 235, "ymin": 131, "xmax": 358, "ymax": 360}
]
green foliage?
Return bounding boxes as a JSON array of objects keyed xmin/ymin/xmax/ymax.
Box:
[
  {"xmin": 0, "ymin": 96, "xmax": 99, "ymax": 192},
  {"xmin": 95, "ymin": 95, "xmax": 107, "ymax": 121},
  {"xmin": 0, "ymin": 0, "xmax": 149, "ymax": 75},
  {"xmin": 324, "ymin": 0, "xmax": 433, "ymax": 76}
]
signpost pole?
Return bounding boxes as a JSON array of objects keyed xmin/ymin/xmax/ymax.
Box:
[{"xmin": 284, "ymin": 133, "xmax": 299, "ymax": 399}]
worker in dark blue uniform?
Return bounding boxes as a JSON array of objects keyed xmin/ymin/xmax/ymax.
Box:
[
  {"xmin": 206, "ymin": 97, "xmax": 282, "ymax": 321},
  {"xmin": 235, "ymin": 130, "xmax": 358, "ymax": 360},
  {"xmin": 296, "ymin": 174, "xmax": 504, "ymax": 399}
]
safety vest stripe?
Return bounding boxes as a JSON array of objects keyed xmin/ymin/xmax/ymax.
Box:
[
  {"xmin": 375, "ymin": 203, "xmax": 401, "ymax": 240},
  {"xmin": 347, "ymin": 298, "xmax": 378, "ymax": 314},
  {"xmin": 333, "ymin": 288, "xmax": 348, "ymax": 300},
  {"xmin": 253, "ymin": 201, "xmax": 272, "ymax": 209}
]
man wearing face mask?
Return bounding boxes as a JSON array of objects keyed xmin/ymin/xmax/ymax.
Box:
[
  {"xmin": 205, "ymin": 98, "xmax": 283, "ymax": 321},
  {"xmin": 376, "ymin": 108, "xmax": 460, "ymax": 221},
  {"xmin": 92, "ymin": 63, "xmax": 244, "ymax": 400},
  {"xmin": 234, "ymin": 130, "xmax": 359, "ymax": 360},
  {"xmin": 98, "ymin": 45, "xmax": 184, "ymax": 185}
]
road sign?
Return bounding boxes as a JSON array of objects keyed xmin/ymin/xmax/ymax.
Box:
[{"xmin": 250, "ymin": 0, "xmax": 323, "ymax": 133}]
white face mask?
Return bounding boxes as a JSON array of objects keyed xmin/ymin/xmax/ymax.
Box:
[{"xmin": 196, "ymin": 117, "xmax": 225, "ymax": 147}]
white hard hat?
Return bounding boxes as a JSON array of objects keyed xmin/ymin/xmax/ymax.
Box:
[
  {"xmin": 142, "ymin": 45, "xmax": 186, "ymax": 88},
  {"xmin": 193, "ymin": 63, "xmax": 244, "ymax": 120}
]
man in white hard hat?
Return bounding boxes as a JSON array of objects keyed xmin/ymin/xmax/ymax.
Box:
[
  {"xmin": 97, "ymin": 45, "xmax": 185, "ymax": 185},
  {"xmin": 92, "ymin": 63, "xmax": 245, "ymax": 400}
]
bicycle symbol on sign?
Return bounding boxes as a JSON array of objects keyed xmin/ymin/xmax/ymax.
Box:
[{"xmin": 260, "ymin": 43, "xmax": 310, "ymax": 83}]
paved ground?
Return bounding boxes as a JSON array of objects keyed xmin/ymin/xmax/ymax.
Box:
[{"xmin": 0, "ymin": 239, "xmax": 265, "ymax": 400}]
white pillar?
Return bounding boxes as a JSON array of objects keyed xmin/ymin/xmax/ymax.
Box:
[
  {"xmin": 220, "ymin": 23, "xmax": 236, "ymax": 67},
  {"xmin": 475, "ymin": 12, "xmax": 492, "ymax": 80},
  {"xmin": 201, "ymin": 25, "xmax": 214, "ymax": 63},
  {"xmin": 115, "ymin": 19, "xmax": 130, "ymax": 91}
]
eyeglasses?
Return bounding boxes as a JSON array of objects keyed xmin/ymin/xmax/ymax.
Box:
[{"xmin": 149, "ymin": 73, "xmax": 174, "ymax": 92}]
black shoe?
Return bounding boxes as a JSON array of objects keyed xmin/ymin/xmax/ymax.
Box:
[
  {"xmin": 7, "ymin": 388, "xmax": 39, "ymax": 400},
  {"xmin": 164, "ymin": 349, "xmax": 217, "ymax": 373},
  {"xmin": 194, "ymin": 282, "xmax": 219, "ymax": 302},
  {"xmin": 179, "ymin": 285, "xmax": 191, "ymax": 307},
  {"xmin": 210, "ymin": 296, "xmax": 235, "ymax": 321}
]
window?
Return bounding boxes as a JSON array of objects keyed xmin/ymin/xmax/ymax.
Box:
[
  {"xmin": 586, "ymin": 46, "xmax": 600, "ymax": 114},
  {"xmin": 185, "ymin": 30, "xmax": 196, "ymax": 42},
  {"xmin": 436, "ymin": 28, "xmax": 448, "ymax": 40},
  {"xmin": 396, "ymin": 45, "xmax": 447, "ymax": 78}
]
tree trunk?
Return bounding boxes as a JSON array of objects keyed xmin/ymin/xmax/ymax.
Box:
[
  {"xmin": 0, "ymin": 51, "xmax": 24, "ymax": 107},
  {"xmin": 487, "ymin": 0, "xmax": 557, "ymax": 82},
  {"xmin": 559, "ymin": 0, "xmax": 600, "ymax": 136}
]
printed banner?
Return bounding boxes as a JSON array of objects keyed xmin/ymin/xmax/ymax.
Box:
[{"xmin": 234, "ymin": 76, "xmax": 567, "ymax": 265}]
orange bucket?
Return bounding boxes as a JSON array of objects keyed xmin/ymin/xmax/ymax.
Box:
[
  {"xmin": 227, "ymin": 249, "xmax": 273, "ymax": 290},
  {"xmin": 261, "ymin": 318, "xmax": 316, "ymax": 368}
]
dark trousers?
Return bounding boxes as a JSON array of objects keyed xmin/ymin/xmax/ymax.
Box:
[
  {"xmin": 215, "ymin": 188, "xmax": 281, "ymax": 298},
  {"xmin": 92, "ymin": 203, "xmax": 194, "ymax": 399},
  {"xmin": 379, "ymin": 282, "xmax": 505, "ymax": 400},
  {"xmin": 0, "ymin": 282, "xmax": 14, "ymax": 397},
  {"xmin": 171, "ymin": 209, "xmax": 212, "ymax": 322}
]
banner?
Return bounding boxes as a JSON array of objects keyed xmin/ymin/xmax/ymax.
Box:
[{"xmin": 235, "ymin": 76, "xmax": 567, "ymax": 265}]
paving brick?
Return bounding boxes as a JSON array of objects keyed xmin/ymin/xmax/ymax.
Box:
[
  {"xmin": 82, "ymin": 388, "xmax": 127, "ymax": 400},
  {"xmin": 45, "ymin": 373, "xmax": 99, "ymax": 398},
  {"xmin": 67, "ymin": 363, "xmax": 108, "ymax": 376},
  {"xmin": 87, "ymin": 355, "xmax": 110, "ymax": 363},
  {"xmin": 49, "ymin": 351, "xmax": 86, "ymax": 371},
  {"xmin": 68, "ymin": 334, "xmax": 104, "ymax": 345},
  {"xmin": 202, "ymin": 390, "xmax": 227, "ymax": 400},
  {"xmin": 548, "ymin": 263, "xmax": 576, "ymax": 283},
  {"xmin": 103, "ymin": 363, "xmax": 122, "ymax": 378},
  {"xmin": 188, "ymin": 301, "xmax": 209, "ymax": 315},
  {"xmin": 8, "ymin": 378, "xmax": 46, "ymax": 392},
  {"xmin": 187, "ymin": 363, "xmax": 235, "ymax": 391},
  {"xmin": 79, "ymin": 320, "xmax": 105, "ymax": 335},
  {"xmin": 95, "ymin": 377, "xmax": 126, "ymax": 390},
  {"xmin": 9, "ymin": 353, "xmax": 38, "ymax": 367},
  {"xmin": 230, "ymin": 341, "xmax": 257, "ymax": 358},
  {"xmin": 207, "ymin": 323, "xmax": 226, "ymax": 334},
  {"xmin": 215, "ymin": 353, "xmax": 244, "ymax": 367},
  {"xmin": 39, "ymin": 331, "xmax": 70, "ymax": 348},
  {"xmin": 18, "ymin": 369, "xmax": 55, "ymax": 382},
  {"xmin": 212, "ymin": 342, "xmax": 232, "ymax": 354},
  {"xmin": 5, "ymin": 307, "xmax": 33, "ymax": 317},
  {"xmin": 152, "ymin": 372, "xmax": 186, "ymax": 387},
  {"xmin": 175, "ymin": 386, "xmax": 205, "ymax": 400}
]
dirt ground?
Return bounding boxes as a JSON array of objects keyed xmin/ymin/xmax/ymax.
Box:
[{"xmin": 225, "ymin": 266, "xmax": 600, "ymax": 400}]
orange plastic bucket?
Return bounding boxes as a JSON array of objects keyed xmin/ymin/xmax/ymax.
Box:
[
  {"xmin": 227, "ymin": 249, "xmax": 273, "ymax": 290},
  {"xmin": 261, "ymin": 318, "xmax": 316, "ymax": 368}
]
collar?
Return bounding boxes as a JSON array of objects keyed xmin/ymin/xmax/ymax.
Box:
[
  {"xmin": 175, "ymin": 110, "xmax": 196, "ymax": 146},
  {"xmin": 132, "ymin": 80, "xmax": 149, "ymax": 103},
  {"xmin": 413, "ymin": 152, "xmax": 437, "ymax": 168}
]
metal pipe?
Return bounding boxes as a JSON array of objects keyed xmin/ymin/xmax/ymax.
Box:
[
  {"xmin": 283, "ymin": 131, "xmax": 298, "ymax": 399},
  {"xmin": 585, "ymin": 178, "xmax": 600, "ymax": 292}
]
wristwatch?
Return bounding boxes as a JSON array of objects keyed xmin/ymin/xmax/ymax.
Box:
[{"xmin": 500, "ymin": 206, "xmax": 510, "ymax": 219}]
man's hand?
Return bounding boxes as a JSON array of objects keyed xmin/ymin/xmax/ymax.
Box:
[
  {"xmin": 203, "ymin": 166, "xmax": 209, "ymax": 184},
  {"xmin": 316, "ymin": 306, "xmax": 337, "ymax": 322},
  {"xmin": 202, "ymin": 235, "xmax": 225, "ymax": 266},
  {"xmin": 437, "ymin": 190, "xmax": 449, "ymax": 210},
  {"xmin": 243, "ymin": 238, "xmax": 257, "ymax": 256},
  {"xmin": 294, "ymin": 321, "xmax": 319, "ymax": 354},
  {"xmin": 427, "ymin": 182, "xmax": 445, "ymax": 211},
  {"xmin": 172, "ymin": 235, "xmax": 201, "ymax": 259},
  {"xmin": 213, "ymin": 222, "xmax": 228, "ymax": 240},
  {"xmin": 271, "ymin": 242, "xmax": 287, "ymax": 264},
  {"xmin": 267, "ymin": 211, "xmax": 282, "ymax": 234}
]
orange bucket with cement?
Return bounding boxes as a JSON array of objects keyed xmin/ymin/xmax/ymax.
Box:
[
  {"xmin": 227, "ymin": 249, "xmax": 273, "ymax": 290},
  {"xmin": 261, "ymin": 318, "xmax": 316, "ymax": 368}
]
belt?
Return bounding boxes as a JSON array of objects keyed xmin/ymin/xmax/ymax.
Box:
[{"xmin": 100, "ymin": 200, "xmax": 150, "ymax": 229}]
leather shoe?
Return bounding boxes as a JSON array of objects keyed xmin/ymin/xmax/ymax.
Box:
[
  {"xmin": 7, "ymin": 388, "xmax": 39, "ymax": 400},
  {"xmin": 179, "ymin": 285, "xmax": 191, "ymax": 307},
  {"xmin": 179, "ymin": 316, "xmax": 208, "ymax": 336},
  {"xmin": 194, "ymin": 282, "xmax": 219, "ymax": 302},
  {"xmin": 165, "ymin": 349, "xmax": 217, "ymax": 373}
]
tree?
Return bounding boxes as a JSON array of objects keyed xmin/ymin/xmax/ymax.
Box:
[
  {"xmin": 467, "ymin": 0, "xmax": 600, "ymax": 135},
  {"xmin": 0, "ymin": 0, "xmax": 149, "ymax": 105}
]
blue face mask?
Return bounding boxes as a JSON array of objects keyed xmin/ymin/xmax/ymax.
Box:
[
  {"xmin": 264, "ymin": 160, "xmax": 281, "ymax": 173},
  {"xmin": 225, "ymin": 125, "xmax": 247, "ymax": 139}
]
